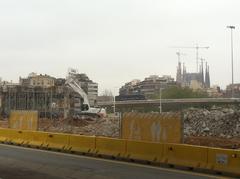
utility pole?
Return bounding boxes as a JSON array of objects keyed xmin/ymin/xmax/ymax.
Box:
[
  {"xmin": 50, "ymin": 87, "xmax": 53, "ymax": 121},
  {"xmin": 113, "ymin": 95, "xmax": 116, "ymax": 115},
  {"xmin": 227, "ymin": 25, "xmax": 235, "ymax": 98}
]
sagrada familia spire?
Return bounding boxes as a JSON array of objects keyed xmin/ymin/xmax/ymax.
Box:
[
  {"xmin": 205, "ymin": 62, "xmax": 210, "ymax": 88},
  {"xmin": 176, "ymin": 59, "xmax": 210, "ymax": 88},
  {"xmin": 176, "ymin": 60, "xmax": 182, "ymax": 83}
]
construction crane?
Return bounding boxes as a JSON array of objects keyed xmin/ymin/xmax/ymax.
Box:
[{"xmin": 172, "ymin": 44, "xmax": 209, "ymax": 73}]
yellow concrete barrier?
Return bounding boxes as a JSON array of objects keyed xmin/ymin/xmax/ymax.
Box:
[
  {"xmin": 163, "ymin": 143, "xmax": 208, "ymax": 168},
  {"xmin": 0, "ymin": 128, "xmax": 16, "ymax": 142},
  {"xmin": 68, "ymin": 135, "xmax": 96, "ymax": 154},
  {"xmin": 9, "ymin": 130, "xmax": 28, "ymax": 145},
  {"xmin": 23, "ymin": 131, "xmax": 48, "ymax": 147},
  {"xmin": 45, "ymin": 132, "xmax": 70, "ymax": 150},
  {"xmin": 126, "ymin": 140, "xmax": 163, "ymax": 162},
  {"xmin": 2, "ymin": 128, "xmax": 240, "ymax": 176},
  {"xmin": 207, "ymin": 148, "xmax": 240, "ymax": 175},
  {"xmin": 0, "ymin": 128, "xmax": 29, "ymax": 145},
  {"xmin": 95, "ymin": 137, "xmax": 126, "ymax": 158}
]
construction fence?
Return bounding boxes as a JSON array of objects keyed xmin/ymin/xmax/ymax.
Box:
[
  {"xmin": 9, "ymin": 110, "xmax": 38, "ymax": 131},
  {"xmin": 5, "ymin": 111, "xmax": 183, "ymax": 142},
  {"xmin": 121, "ymin": 112, "xmax": 182, "ymax": 143}
]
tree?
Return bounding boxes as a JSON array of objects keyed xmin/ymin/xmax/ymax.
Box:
[
  {"xmin": 150, "ymin": 86, "xmax": 208, "ymax": 99},
  {"xmin": 98, "ymin": 89, "xmax": 114, "ymax": 102},
  {"xmin": 101, "ymin": 89, "xmax": 113, "ymax": 97}
]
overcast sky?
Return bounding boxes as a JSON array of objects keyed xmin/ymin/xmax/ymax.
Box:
[{"xmin": 0, "ymin": 0, "xmax": 239, "ymax": 94}]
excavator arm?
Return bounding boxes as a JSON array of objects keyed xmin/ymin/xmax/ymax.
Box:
[
  {"xmin": 65, "ymin": 72, "xmax": 107, "ymax": 118},
  {"xmin": 65, "ymin": 76, "xmax": 90, "ymax": 111}
]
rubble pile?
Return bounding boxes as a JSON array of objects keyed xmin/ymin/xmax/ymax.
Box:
[
  {"xmin": 183, "ymin": 106, "xmax": 240, "ymax": 138},
  {"xmin": 40, "ymin": 117, "xmax": 120, "ymax": 138},
  {"xmin": 71, "ymin": 117, "xmax": 120, "ymax": 137}
]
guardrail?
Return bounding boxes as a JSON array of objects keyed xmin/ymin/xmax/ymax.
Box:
[
  {"xmin": 0, "ymin": 128, "xmax": 239, "ymax": 176},
  {"xmin": 97, "ymin": 98, "xmax": 240, "ymax": 106}
]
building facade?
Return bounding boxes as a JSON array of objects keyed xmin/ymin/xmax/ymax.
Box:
[
  {"xmin": 119, "ymin": 75, "xmax": 176, "ymax": 99},
  {"xmin": 119, "ymin": 79, "xmax": 141, "ymax": 96},
  {"xmin": 0, "ymin": 70, "xmax": 99, "ymax": 117},
  {"xmin": 226, "ymin": 83, "xmax": 240, "ymax": 97},
  {"xmin": 87, "ymin": 82, "xmax": 98, "ymax": 106},
  {"xmin": 20, "ymin": 73, "xmax": 55, "ymax": 88}
]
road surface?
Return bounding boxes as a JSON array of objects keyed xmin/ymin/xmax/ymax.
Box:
[{"xmin": 0, "ymin": 144, "xmax": 230, "ymax": 179}]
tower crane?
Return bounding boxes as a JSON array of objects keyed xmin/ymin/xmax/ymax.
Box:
[{"xmin": 172, "ymin": 44, "xmax": 209, "ymax": 73}]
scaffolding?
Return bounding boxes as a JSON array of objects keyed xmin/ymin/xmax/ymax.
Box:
[{"xmin": 0, "ymin": 85, "xmax": 67, "ymax": 118}]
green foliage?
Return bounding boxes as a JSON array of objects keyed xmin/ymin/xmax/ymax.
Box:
[{"xmin": 150, "ymin": 86, "xmax": 209, "ymax": 99}]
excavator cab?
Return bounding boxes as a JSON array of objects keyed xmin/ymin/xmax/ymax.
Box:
[{"xmin": 81, "ymin": 104, "xmax": 89, "ymax": 111}]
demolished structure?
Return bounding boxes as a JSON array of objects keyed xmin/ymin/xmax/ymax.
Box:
[{"xmin": 0, "ymin": 71, "xmax": 99, "ymax": 118}]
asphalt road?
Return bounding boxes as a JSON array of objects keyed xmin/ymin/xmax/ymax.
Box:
[{"xmin": 0, "ymin": 144, "xmax": 230, "ymax": 179}]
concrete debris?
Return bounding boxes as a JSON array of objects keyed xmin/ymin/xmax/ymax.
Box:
[
  {"xmin": 184, "ymin": 136, "xmax": 240, "ymax": 149},
  {"xmin": 183, "ymin": 106, "xmax": 240, "ymax": 139},
  {"xmin": 39, "ymin": 116, "xmax": 120, "ymax": 138}
]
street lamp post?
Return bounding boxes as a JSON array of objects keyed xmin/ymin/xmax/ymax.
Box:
[
  {"xmin": 227, "ymin": 25, "xmax": 235, "ymax": 98},
  {"xmin": 113, "ymin": 95, "xmax": 116, "ymax": 115},
  {"xmin": 159, "ymin": 88, "xmax": 162, "ymax": 113}
]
